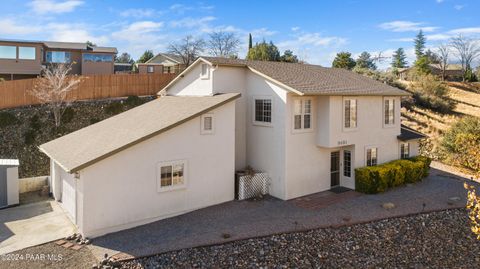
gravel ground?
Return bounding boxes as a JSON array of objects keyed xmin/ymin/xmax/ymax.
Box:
[
  {"xmin": 0, "ymin": 242, "xmax": 97, "ymax": 269},
  {"xmin": 121, "ymin": 209, "xmax": 480, "ymax": 269}
]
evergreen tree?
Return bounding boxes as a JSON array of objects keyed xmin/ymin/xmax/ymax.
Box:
[
  {"xmin": 246, "ymin": 40, "xmax": 280, "ymax": 61},
  {"xmin": 137, "ymin": 50, "xmax": 155, "ymax": 63},
  {"xmin": 391, "ymin": 48, "xmax": 408, "ymax": 68},
  {"xmin": 332, "ymin": 52, "xmax": 356, "ymax": 70},
  {"xmin": 414, "ymin": 30, "xmax": 426, "ymax": 60},
  {"xmin": 115, "ymin": 52, "xmax": 135, "ymax": 64},
  {"xmin": 414, "ymin": 56, "xmax": 431, "ymax": 75},
  {"xmin": 355, "ymin": 51, "xmax": 376, "ymax": 70},
  {"xmin": 248, "ymin": 33, "xmax": 253, "ymax": 50},
  {"xmin": 280, "ymin": 50, "xmax": 299, "ymax": 63}
]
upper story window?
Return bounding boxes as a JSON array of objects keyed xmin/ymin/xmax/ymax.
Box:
[
  {"xmin": 400, "ymin": 143, "xmax": 410, "ymax": 159},
  {"xmin": 200, "ymin": 63, "xmax": 209, "ymax": 79},
  {"xmin": 293, "ymin": 99, "xmax": 312, "ymax": 130},
  {"xmin": 384, "ymin": 98, "xmax": 395, "ymax": 125},
  {"xmin": 344, "ymin": 99, "xmax": 357, "ymax": 129},
  {"xmin": 366, "ymin": 147, "xmax": 377, "ymax": 166},
  {"xmin": 147, "ymin": 66, "xmax": 154, "ymax": 73},
  {"xmin": 18, "ymin": 47, "xmax": 36, "ymax": 60},
  {"xmin": 83, "ymin": 53, "xmax": 113, "ymax": 62},
  {"xmin": 254, "ymin": 98, "xmax": 272, "ymax": 125},
  {"xmin": 158, "ymin": 160, "xmax": 186, "ymax": 192},
  {"xmin": 201, "ymin": 114, "xmax": 214, "ymax": 134},
  {"xmin": 0, "ymin": 46, "xmax": 17, "ymax": 59},
  {"xmin": 46, "ymin": 51, "xmax": 71, "ymax": 63}
]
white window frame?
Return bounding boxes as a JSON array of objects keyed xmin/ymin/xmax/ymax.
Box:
[
  {"xmin": 383, "ymin": 97, "xmax": 395, "ymax": 127},
  {"xmin": 200, "ymin": 63, "xmax": 210, "ymax": 79},
  {"xmin": 147, "ymin": 66, "xmax": 154, "ymax": 73},
  {"xmin": 400, "ymin": 142, "xmax": 410, "ymax": 159},
  {"xmin": 252, "ymin": 96, "xmax": 273, "ymax": 127},
  {"xmin": 157, "ymin": 160, "xmax": 187, "ymax": 192},
  {"xmin": 292, "ymin": 97, "xmax": 313, "ymax": 133},
  {"xmin": 343, "ymin": 150, "xmax": 352, "ymax": 177},
  {"xmin": 343, "ymin": 97, "xmax": 358, "ymax": 131},
  {"xmin": 365, "ymin": 147, "xmax": 378, "ymax": 166},
  {"xmin": 200, "ymin": 113, "xmax": 214, "ymax": 135}
]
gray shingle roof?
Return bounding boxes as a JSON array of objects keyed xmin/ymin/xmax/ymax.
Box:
[
  {"xmin": 147, "ymin": 53, "xmax": 184, "ymax": 64},
  {"xmin": 398, "ymin": 125, "xmax": 427, "ymax": 141},
  {"xmin": 201, "ymin": 57, "xmax": 409, "ymax": 96},
  {"xmin": 40, "ymin": 93, "xmax": 240, "ymax": 173},
  {"xmin": 43, "ymin": 41, "xmax": 88, "ymax": 50}
]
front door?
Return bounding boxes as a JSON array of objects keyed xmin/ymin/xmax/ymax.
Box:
[{"xmin": 330, "ymin": 151, "xmax": 340, "ymax": 187}]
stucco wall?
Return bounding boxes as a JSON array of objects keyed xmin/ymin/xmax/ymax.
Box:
[
  {"xmin": 167, "ymin": 62, "xmax": 214, "ymax": 96},
  {"xmin": 75, "ymin": 102, "xmax": 235, "ymax": 237}
]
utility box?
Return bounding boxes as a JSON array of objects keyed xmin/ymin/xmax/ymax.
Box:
[{"xmin": 0, "ymin": 159, "xmax": 19, "ymax": 208}]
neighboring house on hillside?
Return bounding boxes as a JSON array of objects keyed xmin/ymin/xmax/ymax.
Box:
[
  {"xmin": 0, "ymin": 39, "xmax": 117, "ymax": 80},
  {"xmin": 40, "ymin": 57, "xmax": 424, "ymax": 237},
  {"xmin": 138, "ymin": 53, "xmax": 186, "ymax": 74},
  {"xmin": 398, "ymin": 64, "xmax": 463, "ymax": 81}
]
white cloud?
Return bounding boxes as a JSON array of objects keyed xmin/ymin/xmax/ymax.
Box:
[
  {"xmin": 291, "ymin": 26, "xmax": 300, "ymax": 32},
  {"xmin": 250, "ymin": 28, "xmax": 277, "ymax": 38},
  {"xmin": 448, "ymin": 27, "xmax": 480, "ymax": 35},
  {"xmin": 119, "ymin": 8, "xmax": 158, "ymax": 18},
  {"xmin": 112, "ymin": 21, "xmax": 164, "ymax": 41},
  {"xmin": 29, "ymin": 0, "xmax": 83, "ymax": 14},
  {"xmin": 170, "ymin": 16, "xmax": 216, "ymax": 29},
  {"xmin": 436, "ymin": 0, "xmax": 444, "ymax": 3},
  {"xmin": 169, "ymin": 4, "xmax": 193, "ymax": 14},
  {"xmin": 46, "ymin": 23, "xmax": 109, "ymax": 44},
  {"xmin": 0, "ymin": 18, "xmax": 41, "ymax": 35},
  {"xmin": 454, "ymin": 4, "xmax": 464, "ymax": 10},
  {"xmin": 379, "ymin": 20, "xmax": 438, "ymax": 32}
]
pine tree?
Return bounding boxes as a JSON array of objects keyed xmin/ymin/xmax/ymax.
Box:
[
  {"xmin": 391, "ymin": 48, "xmax": 408, "ymax": 69},
  {"xmin": 414, "ymin": 30, "xmax": 426, "ymax": 60},
  {"xmin": 355, "ymin": 51, "xmax": 376, "ymax": 70},
  {"xmin": 332, "ymin": 52, "xmax": 356, "ymax": 70},
  {"xmin": 248, "ymin": 33, "xmax": 253, "ymax": 50}
]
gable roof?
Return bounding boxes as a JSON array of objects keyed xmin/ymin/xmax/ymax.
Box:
[
  {"xmin": 40, "ymin": 93, "xmax": 240, "ymax": 173},
  {"xmin": 167, "ymin": 57, "xmax": 409, "ymax": 96},
  {"xmin": 146, "ymin": 53, "xmax": 184, "ymax": 64},
  {"xmin": 397, "ymin": 125, "xmax": 427, "ymax": 141}
]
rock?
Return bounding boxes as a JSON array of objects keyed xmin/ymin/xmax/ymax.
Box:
[{"xmin": 382, "ymin": 202, "xmax": 395, "ymax": 210}]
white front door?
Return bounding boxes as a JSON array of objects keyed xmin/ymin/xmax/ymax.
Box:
[{"xmin": 61, "ymin": 177, "xmax": 76, "ymax": 223}]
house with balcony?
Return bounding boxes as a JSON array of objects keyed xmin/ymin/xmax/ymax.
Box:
[
  {"xmin": 40, "ymin": 56, "xmax": 423, "ymax": 237},
  {"xmin": 0, "ymin": 39, "xmax": 117, "ymax": 80}
]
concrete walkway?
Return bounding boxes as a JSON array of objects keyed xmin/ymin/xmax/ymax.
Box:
[
  {"xmin": 0, "ymin": 200, "xmax": 76, "ymax": 254},
  {"xmin": 89, "ymin": 167, "xmax": 477, "ymax": 261}
]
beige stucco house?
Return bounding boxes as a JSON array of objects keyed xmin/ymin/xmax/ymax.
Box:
[{"xmin": 40, "ymin": 57, "xmax": 423, "ymax": 237}]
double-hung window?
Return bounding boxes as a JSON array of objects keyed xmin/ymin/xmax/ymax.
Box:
[
  {"xmin": 201, "ymin": 114, "xmax": 214, "ymax": 134},
  {"xmin": 384, "ymin": 98, "xmax": 395, "ymax": 125},
  {"xmin": 400, "ymin": 143, "xmax": 410, "ymax": 159},
  {"xmin": 254, "ymin": 98, "xmax": 272, "ymax": 124},
  {"xmin": 366, "ymin": 147, "xmax": 377, "ymax": 166},
  {"xmin": 158, "ymin": 161, "xmax": 186, "ymax": 191},
  {"xmin": 343, "ymin": 150, "xmax": 352, "ymax": 177},
  {"xmin": 344, "ymin": 99, "xmax": 357, "ymax": 129},
  {"xmin": 293, "ymin": 99, "xmax": 312, "ymax": 130}
]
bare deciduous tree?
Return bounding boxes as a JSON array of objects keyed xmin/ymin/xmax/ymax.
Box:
[
  {"xmin": 437, "ymin": 43, "xmax": 450, "ymax": 81},
  {"xmin": 168, "ymin": 35, "xmax": 205, "ymax": 67},
  {"xmin": 31, "ymin": 64, "xmax": 83, "ymax": 127},
  {"xmin": 207, "ymin": 31, "xmax": 240, "ymax": 57},
  {"xmin": 450, "ymin": 35, "xmax": 480, "ymax": 82}
]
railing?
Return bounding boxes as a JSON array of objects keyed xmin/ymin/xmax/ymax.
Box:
[{"xmin": 0, "ymin": 73, "xmax": 176, "ymax": 109}]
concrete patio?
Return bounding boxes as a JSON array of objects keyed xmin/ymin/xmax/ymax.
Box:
[{"xmin": 89, "ymin": 167, "xmax": 476, "ymax": 261}]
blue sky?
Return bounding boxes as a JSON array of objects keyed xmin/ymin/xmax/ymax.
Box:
[{"xmin": 1, "ymin": 0, "xmax": 479, "ymax": 68}]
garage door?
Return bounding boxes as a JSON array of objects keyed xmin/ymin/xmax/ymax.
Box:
[{"xmin": 61, "ymin": 177, "xmax": 76, "ymax": 223}]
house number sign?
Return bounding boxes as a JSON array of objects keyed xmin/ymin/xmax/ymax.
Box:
[{"xmin": 337, "ymin": 140, "xmax": 348, "ymax": 146}]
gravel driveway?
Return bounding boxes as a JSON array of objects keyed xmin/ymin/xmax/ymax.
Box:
[{"xmin": 121, "ymin": 209, "xmax": 480, "ymax": 268}]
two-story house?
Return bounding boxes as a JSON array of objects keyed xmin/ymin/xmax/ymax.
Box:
[
  {"xmin": 40, "ymin": 57, "xmax": 423, "ymax": 237},
  {"xmin": 0, "ymin": 39, "xmax": 117, "ymax": 80}
]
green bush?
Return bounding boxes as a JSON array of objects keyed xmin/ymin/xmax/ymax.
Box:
[
  {"xmin": 124, "ymin": 95, "xmax": 143, "ymax": 108},
  {"xmin": 105, "ymin": 102, "xmax": 124, "ymax": 115},
  {"xmin": 62, "ymin": 107, "xmax": 75, "ymax": 124},
  {"xmin": 410, "ymin": 75, "xmax": 455, "ymax": 113},
  {"xmin": 0, "ymin": 111, "xmax": 18, "ymax": 128},
  {"xmin": 355, "ymin": 156, "xmax": 432, "ymax": 194}
]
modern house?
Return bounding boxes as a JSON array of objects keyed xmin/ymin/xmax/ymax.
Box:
[
  {"xmin": 0, "ymin": 39, "xmax": 117, "ymax": 80},
  {"xmin": 398, "ymin": 64, "xmax": 463, "ymax": 81},
  {"xmin": 137, "ymin": 53, "xmax": 186, "ymax": 74},
  {"xmin": 40, "ymin": 57, "xmax": 423, "ymax": 237}
]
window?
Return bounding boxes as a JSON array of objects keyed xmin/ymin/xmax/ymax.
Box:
[
  {"xmin": 164, "ymin": 66, "xmax": 171, "ymax": 73},
  {"xmin": 46, "ymin": 51, "xmax": 71, "ymax": 63},
  {"xmin": 366, "ymin": 147, "xmax": 377, "ymax": 166},
  {"xmin": 158, "ymin": 161, "xmax": 186, "ymax": 191},
  {"xmin": 18, "ymin": 47, "xmax": 36, "ymax": 60},
  {"xmin": 201, "ymin": 114, "xmax": 214, "ymax": 134},
  {"xmin": 0, "ymin": 46, "xmax": 16, "ymax": 59},
  {"xmin": 344, "ymin": 99, "xmax": 357, "ymax": 129},
  {"xmin": 400, "ymin": 143, "xmax": 410, "ymax": 159},
  {"xmin": 254, "ymin": 98, "xmax": 272, "ymax": 124},
  {"xmin": 344, "ymin": 150, "xmax": 352, "ymax": 177},
  {"xmin": 83, "ymin": 53, "xmax": 113, "ymax": 62},
  {"xmin": 147, "ymin": 66, "xmax": 154, "ymax": 73},
  {"xmin": 201, "ymin": 63, "xmax": 209, "ymax": 79},
  {"xmin": 384, "ymin": 98, "xmax": 395, "ymax": 125},
  {"xmin": 293, "ymin": 99, "xmax": 312, "ymax": 130}
]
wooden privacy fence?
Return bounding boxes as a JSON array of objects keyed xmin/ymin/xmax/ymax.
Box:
[{"xmin": 0, "ymin": 73, "xmax": 177, "ymax": 109}]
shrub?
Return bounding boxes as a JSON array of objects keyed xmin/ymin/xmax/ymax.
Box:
[
  {"xmin": 124, "ymin": 95, "xmax": 143, "ymax": 108},
  {"xmin": 0, "ymin": 111, "xmax": 18, "ymax": 128},
  {"xmin": 29, "ymin": 114, "xmax": 41, "ymax": 131},
  {"xmin": 104, "ymin": 102, "xmax": 124, "ymax": 115},
  {"xmin": 62, "ymin": 107, "xmax": 75, "ymax": 124},
  {"xmin": 24, "ymin": 129, "xmax": 36, "ymax": 145},
  {"xmin": 89, "ymin": 117, "xmax": 101, "ymax": 124},
  {"xmin": 355, "ymin": 156, "xmax": 432, "ymax": 194},
  {"xmin": 410, "ymin": 75, "xmax": 455, "ymax": 113}
]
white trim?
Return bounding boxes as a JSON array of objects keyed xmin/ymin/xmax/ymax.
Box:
[
  {"xmin": 291, "ymin": 97, "xmax": 314, "ymax": 134},
  {"xmin": 365, "ymin": 146, "xmax": 378, "ymax": 166},
  {"xmin": 156, "ymin": 160, "xmax": 188, "ymax": 193},
  {"xmin": 383, "ymin": 97, "xmax": 396, "ymax": 128},
  {"xmin": 400, "ymin": 142, "xmax": 410, "ymax": 159},
  {"xmin": 342, "ymin": 97, "xmax": 358, "ymax": 132},
  {"xmin": 200, "ymin": 63, "xmax": 210, "ymax": 79},
  {"xmin": 252, "ymin": 95, "xmax": 273, "ymax": 127},
  {"xmin": 159, "ymin": 58, "xmax": 212, "ymax": 94},
  {"xmin": 200, "ymin": 113, "xmax": 215, "ymax": 135}
]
